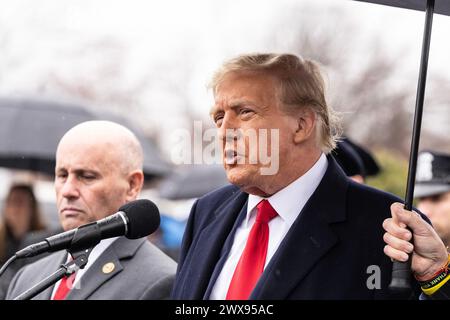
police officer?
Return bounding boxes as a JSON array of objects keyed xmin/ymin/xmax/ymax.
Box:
[
  {"xmin": 415, "ymin": 150, "xmax": 450, "ymax": 248},
  {"xmin": 333, "ymin": 137, "xmax": 380, "ymax": 183}
]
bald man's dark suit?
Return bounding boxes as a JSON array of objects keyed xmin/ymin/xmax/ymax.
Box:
[{"xmin": 7, "ymin": 237, "xmax": 176, "ymax": 300}]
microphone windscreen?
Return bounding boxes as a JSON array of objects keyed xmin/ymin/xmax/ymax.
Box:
[{"xmin": 119, "ymin": 199, "xmax": 160, "ymax": 239}]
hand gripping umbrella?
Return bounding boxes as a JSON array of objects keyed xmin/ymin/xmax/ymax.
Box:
[{"xmin": 354, "ymin": 0, "xmax": 449, "ymax": 292}]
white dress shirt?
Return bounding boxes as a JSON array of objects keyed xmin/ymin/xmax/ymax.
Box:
[
  {"xmin": 209, "ymin": 153, "xmax": 328, "ymax": 300},
  {"xmin": 51, "ymin": 237, "xmax": 119, "ymax": 299}
]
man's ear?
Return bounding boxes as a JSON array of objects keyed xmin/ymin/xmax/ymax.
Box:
[
  {"xmin": 126, "ymin": 170, "xmax": 144, "ymax": 201},
  {"xmin": 293, "ymin": 108, "xmax": 316, "ymax": 144}
]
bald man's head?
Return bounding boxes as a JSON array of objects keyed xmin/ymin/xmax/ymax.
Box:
[
  {"xmin": 57, "ymin": 121, "xmax": 143, "ymax": 175},
  {"xmin": 54, "ymin": 120, "xmax": 145, "ymax": 231}
]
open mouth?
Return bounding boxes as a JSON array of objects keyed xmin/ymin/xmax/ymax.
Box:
[{"xmin": 224, "ymin": 150, "xmax": 245, "ymax": 164}]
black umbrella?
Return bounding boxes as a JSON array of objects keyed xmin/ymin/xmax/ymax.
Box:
[
  {"xmin": 356, "ymin": 0, "xmax": 449, "ymax": 15},
  {"xmin": 0, "ymin": 98, "xmax": 171, "ymax": 181},
  {"xmin": 353, "ymin": 0, "xmax": 449, "ymax": 291},
  {"xmin": 159, "ymin": 164, "xmax": 229, "ymax": 200}
]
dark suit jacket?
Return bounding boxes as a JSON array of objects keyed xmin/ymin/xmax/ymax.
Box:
[
  {"xmin": 6, "ymin": 237, "xmax": 176, "ymax": 300},
  {"xmin": 171, "ymin": 156, "xmax": 421, "ymax": 299},
  {"xmin": 0, "ymin": 227, "xmax": 63, "ymax": 299}
]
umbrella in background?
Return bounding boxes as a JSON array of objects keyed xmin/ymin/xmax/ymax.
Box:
[
  {"xmin": 159, "ymin": 164, "xmax": 229, "ymax": 200},
  {"xmin": 353, "ymin": 0, "xmax": 449, "ymax": 291},
  {"xmin": 157, "ymin": 164, "xmax": 229, "ymax": 260},
  {"xmin": 0, "ymin": 98, "xmax": 171, "ymax": 181}
]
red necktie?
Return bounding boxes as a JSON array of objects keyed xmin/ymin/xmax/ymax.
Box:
[
  {"xmin": 53, "ymin": 272, "xmax": 76, "ymax": 300},
  {"xmin": 226, "ymin": 199, "xmax": 278, "ymax": 300}
]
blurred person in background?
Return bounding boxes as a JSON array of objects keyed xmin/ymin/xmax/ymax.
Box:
[
  {"xmin": 415, "ymin": 151, "xmax": 450, "ymax": 249},
  {"xmin": 0, "ymin": 183, "xmax": 47, "ymax": 265},
  {"xmin": 333, "ymin": 137, "xmax": 380, "ymax": 184},
  {"xmin": 0, "ymin": 184, "xmax": 48, "ymax": 299}
]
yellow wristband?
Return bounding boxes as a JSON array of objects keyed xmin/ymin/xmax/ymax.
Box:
[{"xmin": 422, "ymin": 273, "xmax": 450, "ymax": 296}]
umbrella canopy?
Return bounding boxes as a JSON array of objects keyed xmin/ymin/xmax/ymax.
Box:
[
  {"xmin": 355, "ymin": 0, "xmax": 450, "ymax": 15},
  {"xmin": 159, "ymin": 164, "xmax": 229, "ymax": 200},
  {"xmin": 0, "ymin": 98, "xmax": 171, "ymax": 181}
]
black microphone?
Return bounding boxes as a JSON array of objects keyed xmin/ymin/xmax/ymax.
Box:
[{"xmin": 15, "ymin": 199, "xmax": 160, "ymax": 259}]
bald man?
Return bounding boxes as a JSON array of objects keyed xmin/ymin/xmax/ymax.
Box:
[{"xmin": 6, "ymin": 121, "xmax": 176, "ymax": 300}]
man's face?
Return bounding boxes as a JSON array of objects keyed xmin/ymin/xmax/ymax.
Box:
[
  {"xmin": 418, "ymin": 191, "xmax": 450, "ymax": 245},
  {"xmin": 55, "ymin": 141, "xmax": 130, "ymax": 231},
  {"xmin": 211, "ymin": 72, "xmax": 298, "ymax": 196}
]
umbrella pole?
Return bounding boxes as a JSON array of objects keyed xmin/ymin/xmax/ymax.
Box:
[{"xmin": 389, "ymin": 0, "xmax": 435, "ymax": 292}]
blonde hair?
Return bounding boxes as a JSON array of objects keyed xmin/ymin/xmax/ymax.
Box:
[{"xmin": 210, "ymin": 53, "xmax": 341, "ymax": 153}]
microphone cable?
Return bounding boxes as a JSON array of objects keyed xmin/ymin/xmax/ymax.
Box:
[{"xmin": 0, "ymin": 255, "xmax": 17, "ymax": 277}]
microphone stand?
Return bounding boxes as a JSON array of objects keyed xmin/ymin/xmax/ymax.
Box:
[
  {"xmin": 13, "ymin": 215, "xmax": 104, "ymax": 300},
  {"xmin": 13, "ymin": 248, "xmax": 93, "ymax": 300}
]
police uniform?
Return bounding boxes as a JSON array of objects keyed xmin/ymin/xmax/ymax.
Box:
[{"xmin": 415, "ymin": 151, "xmax": 450, "ymax": 198}]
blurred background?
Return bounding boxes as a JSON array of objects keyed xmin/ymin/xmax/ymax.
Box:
[{"xmin": 0, "ymin": 0, "xmax": 449, "ymax": 261}]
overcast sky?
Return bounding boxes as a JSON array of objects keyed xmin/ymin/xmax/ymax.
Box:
[
  {"xmin": 2, "ymin": 0, "xmax": 449, "ymax": 95},
  {"xmin": 0, "ymin": 0, "xmax": 448, "ymax": 154}
]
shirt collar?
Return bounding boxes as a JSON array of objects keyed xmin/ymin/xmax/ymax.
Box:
[
  {"xmin": 67, "ymin": 236, "xmax": 119, "ymax": 263},
  {"xmin": 246, "ymin": 153, "xmax": 328, "ymax": 227}
]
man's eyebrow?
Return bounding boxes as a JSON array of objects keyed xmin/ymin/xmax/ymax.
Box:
[
  {"xmin": 209, "ymin": 105, "xmax": 219, "ymax": 115},
  {"xmin": 72, "ymin": 169, "xmax": 99, "ymax": 175},
  {"xmin": 55, "ymin": 168, "xmax": 99, "ymax": 175},
  {"xmin": 210, "ymin": 100, "xmax": 260, "ymax": 115},
  {"xmin": 55, "ymin": 167, "xmax": 67, "ymax": 174}
]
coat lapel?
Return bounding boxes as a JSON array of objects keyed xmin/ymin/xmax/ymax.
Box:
[
  {"xmin": 251, "ymin": 156, "xmax": 349, "ymax": 299},
  {"xmin": 203, "ymin": 202, "xmax": 248, "ymax": 299},
  {"xmin": 179, "ymin": 190, "xmax": 249, "ymax": 299},
  {"xmin": 66, "ymin": 237, "xmax": 143, "ymax": 300}
]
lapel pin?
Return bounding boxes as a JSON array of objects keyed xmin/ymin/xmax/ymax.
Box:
[{"xmin": 102, "ymin": 262, "xmax": 115, "ymax": 274}]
